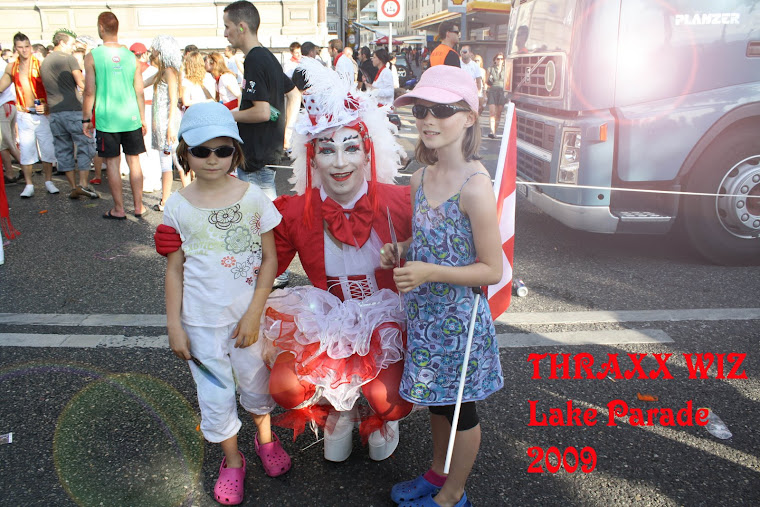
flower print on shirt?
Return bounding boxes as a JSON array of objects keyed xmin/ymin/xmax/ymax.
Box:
[
  {"xmin": 225, "ymin": 225, "xmax": 253, "ymax": 254},
  {"xmin": 209, "ymin": 204, "xmax": 243, "ymax": 230},
  {"xmin": 249, "ymin": 212, "xmax": 262, "ymax": 233}
]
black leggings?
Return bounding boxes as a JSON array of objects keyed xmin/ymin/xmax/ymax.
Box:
[{"xmin": 429, "ymin": 402, "xmax": 479, "ymax": 431}]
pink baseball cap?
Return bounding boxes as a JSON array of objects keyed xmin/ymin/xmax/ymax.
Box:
[{"xmin": 394, "ymin": 65, "xmax": 479, "ymax": 112}]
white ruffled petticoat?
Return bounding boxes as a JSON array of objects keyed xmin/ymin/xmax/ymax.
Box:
[{"xmin": 263, "ymin": 286, "xmax": 405, "ymax": 411}]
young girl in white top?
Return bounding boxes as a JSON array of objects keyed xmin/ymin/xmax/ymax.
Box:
[
  {"xmin": 164, "ymin": 102, "xmax": 290, "ymax": 506},
  {"xmin": 207, "ymin": 52, "xmax": 242, "ymax": 110}
]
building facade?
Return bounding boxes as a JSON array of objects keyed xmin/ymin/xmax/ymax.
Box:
[{"xmin": 0, "ymin": 0, "xmax": 326, "ymax": 57}]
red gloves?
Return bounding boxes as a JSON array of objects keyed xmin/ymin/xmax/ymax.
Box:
[{"xmin": 154, "ymin": 224, "xmax": 182, "ymax": 256}]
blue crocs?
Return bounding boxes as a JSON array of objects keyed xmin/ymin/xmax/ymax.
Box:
[
  {"xmin": 397, "ymin": 491, "xmax": 472, "ymax": 507},
  {"xmin": 391, "ymin": 475, "xmax": 441, "ymax": 504}
]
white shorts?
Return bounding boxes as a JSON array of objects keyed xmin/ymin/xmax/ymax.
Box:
[
  {"xmin": 185, "ymin": 322, "xmax": 275, "ymax": 443},
  {"xmin": 17, "ymin": 111, "xmax": 56, "ymax": 165},
  {"xmin": 0, "ymin": 103, "xmax": 16, "ymax": 152}
]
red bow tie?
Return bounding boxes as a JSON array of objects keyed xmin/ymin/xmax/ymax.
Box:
[{"xmin": 322, "ymin": 195, "xmax": 374, "ymax": 247}]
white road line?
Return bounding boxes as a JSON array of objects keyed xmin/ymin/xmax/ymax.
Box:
[
  {"xmin": 1, "ymin": 308, "xmax": 758, "ymax": 328},
  {"xmin": 0, "ymin": 334, "xmax": 168, "ymax": 348},
  {"xmin": 0, "ymin": 329, "xmax": 671, "ymax": 349},
  {"xmin": 495, "ymin": 308, "xmax": 760, "ymax": 326},
  {"xmin": 496, "ymin": 328, "xmax": 673, "ymax": 348}
]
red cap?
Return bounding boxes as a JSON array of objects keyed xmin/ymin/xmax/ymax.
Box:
[{"xmin": 129, "ymin": 42, "xmax": 147, "ymax": 55}]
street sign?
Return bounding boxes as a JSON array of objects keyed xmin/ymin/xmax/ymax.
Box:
[
  {"xmin": 448, "ymin": 0, "xmax": 467, "ymax": 14},
  {"xmin": 377, "ymin": 0, "xmax": 405, "ymax": 23}
]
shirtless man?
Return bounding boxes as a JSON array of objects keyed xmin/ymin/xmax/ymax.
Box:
[{"xmin": 0, "ymin": 32, "xmax": 58, "ymax": 198}]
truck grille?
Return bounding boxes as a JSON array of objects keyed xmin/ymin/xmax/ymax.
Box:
[
  {"xmin": 517, "ymin": 152, "xmax": 551, "ymax": 182},
  {"xmin": 517, "ymin": 116, "xmax": 555, "ymax": 151},
  {"xmin": 512, "ymin": 55, "xmax": 562, "ymax": 98},
  {"xmin": 516, "ymin": 115, "xmax": 554, "ymax": 182}
]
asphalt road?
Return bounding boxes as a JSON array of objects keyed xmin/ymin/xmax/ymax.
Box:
[{"xmin": 1, "ymin": 109, "xmax": 758, "ymax": 506}]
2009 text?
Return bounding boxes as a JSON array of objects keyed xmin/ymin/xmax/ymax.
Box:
[{"xmin": 527, "ymin": 446, "xmax": 597, "ymax": 473}]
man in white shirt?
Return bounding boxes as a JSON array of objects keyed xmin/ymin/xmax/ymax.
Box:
[
  {"xmin": 460, "ymin": 45, "xmax": 484, "ymax": 113},
  {"xmin": 282, "ymin": 41, "xmax": 301, "ymax": 79},
  {"xmin": 224, "ymin": 45, "xmax": 245, "ymax": 86},
  {"xmin": 328, "ymin": 39, "xmax": 355, "ymax": 83}
]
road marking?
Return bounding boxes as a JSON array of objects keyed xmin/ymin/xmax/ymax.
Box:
[
  {"xmin": 496, "ymin": 328, "xmax": 673, "ymax": 348},
  {"xmin": 495, "ymin": 307, "xmax": 760, "ymax": 325},
  {"xmin": 1, "ymin": 308, "xmax": 757, "ymax": 328},
  {"xmin": 0, "ymin": 329, "xmax": 670, "ymax": 349},
  {"xmin": 0, "ymin": 334, "xmax": 167, "ymax": 348}
]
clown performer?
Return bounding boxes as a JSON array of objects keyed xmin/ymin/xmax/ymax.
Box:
[{"xmin": 155, "ymin": 57, "xmax": 414, "ymax": 462}]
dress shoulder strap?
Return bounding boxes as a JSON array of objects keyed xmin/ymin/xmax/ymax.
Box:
[{"xmin": 458, "ymin": 171, "xmax": 491, "ymax": 193}]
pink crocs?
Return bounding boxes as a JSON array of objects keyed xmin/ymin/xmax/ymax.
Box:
[
  {"xmin": 214, "ymin": 452, "xmax": 246, "ymax": 505},
  {"xmin": 255, "ymin": 431, "xmax": 292, "ymax": 477}
]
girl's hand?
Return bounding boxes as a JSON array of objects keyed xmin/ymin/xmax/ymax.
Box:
[
  {"xmin": 393, "ymin": 261, "xmax": 433, "ymax": 293},
  {"xmin": 168, "ymin": 326, "xmax": 191, "ymax": 360},
  {"xmin": 232, "ymin": 312, "xmax": 260, "ymax": 348},
  {"xmin": 379, "ymin": 242, "xmax": 402, "ymax": 269}
]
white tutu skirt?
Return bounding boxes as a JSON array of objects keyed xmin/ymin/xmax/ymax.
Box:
[{"xmin": 263, "ymin": 286, "xmax": 405, "ymax": 411}]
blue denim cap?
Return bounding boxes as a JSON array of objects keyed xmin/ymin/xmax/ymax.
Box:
[{"xmin": 177, "ymin": 102, "xmax": 244, "ymax": 146}]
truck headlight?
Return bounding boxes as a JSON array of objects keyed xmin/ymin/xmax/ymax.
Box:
[{"xmin": 559, "ymin": 129, "xmax": 581, "ymax": 184}]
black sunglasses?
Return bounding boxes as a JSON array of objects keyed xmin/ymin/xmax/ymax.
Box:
[
  {"xmin": 188, "ymin": 145, "xmax": 236, "ymax": 158},
  {"xmin": 449, "ymin": 29, "xmax": 460, "ymax": 34},
  {"xmin": 412, "ymin": 104, "xmax": 470, "ymax": 119}
]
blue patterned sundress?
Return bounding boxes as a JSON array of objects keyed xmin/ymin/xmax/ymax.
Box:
[{"xmin": 399, "ymin": 168, "xmax": 504, "ymax": 406}]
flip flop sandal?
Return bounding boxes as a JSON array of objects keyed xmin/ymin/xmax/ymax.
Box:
[
  {"xmin": 391, "ymin": 475, "xmax": 442, "ymax": 504},
  {"xmin": 153, "ymin": 202, "xmax": 165, "ymax": 212},
  {"xmin": 398, "ymin": 491, "xmax": 471, "ymax": 507},
  {"xmin": 255, "ymin": 431, "xmax": 291, "ymax": 477},
  {"xmin": 214, "ymin": 452, "xmax": 246, "ymax": 505},
  {"xmin": 103, "ymin": 210, "xmax": 127, "ymax": 220}
]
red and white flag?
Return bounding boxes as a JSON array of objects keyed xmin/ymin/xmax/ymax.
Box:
[{"xmin": 487, "ymin": 103, "xmax": 517, "ymax": 319}]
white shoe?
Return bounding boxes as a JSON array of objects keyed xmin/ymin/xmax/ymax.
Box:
[
  {"xmin": 324, "ymin": 409, "xmax": 356, "ymax": 462},
  {"xmin": 45, "ymin": 181, "xmax": 59, "ymax": 194},
  {"xmin": 369, "ymin": 420, "xmax": 400, "ymax": 461},
  {"xmin": 20, "ymin": 184, "xmax": 34, "ymax": 198}
]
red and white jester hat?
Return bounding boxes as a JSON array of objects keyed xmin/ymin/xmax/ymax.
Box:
[{"xmin": 289, "ymin": 57, "xmax": 403, "ymax": 206}]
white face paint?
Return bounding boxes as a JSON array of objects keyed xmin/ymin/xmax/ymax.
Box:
[{"xmin": 313, "ymin": 126, "xmax": 368, "ymax": 205}]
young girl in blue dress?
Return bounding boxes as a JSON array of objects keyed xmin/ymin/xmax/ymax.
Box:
[{"xmin": 381, "ymin": 65, "xmax": 504, "ymax": 507}]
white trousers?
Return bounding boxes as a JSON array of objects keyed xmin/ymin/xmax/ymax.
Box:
[{"xmin": 185, "ymin": 323, "xmax": 275, "ymax": 443}]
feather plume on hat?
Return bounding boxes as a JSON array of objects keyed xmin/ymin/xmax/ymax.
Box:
[{"xmin": 289, "ymin": 57, "xmax": 403, "ymax": 195}]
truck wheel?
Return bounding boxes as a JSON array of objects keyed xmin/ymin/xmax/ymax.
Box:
[{"xmin": 683, "ymin": 127, "xmax": 760, "ymax": 265}]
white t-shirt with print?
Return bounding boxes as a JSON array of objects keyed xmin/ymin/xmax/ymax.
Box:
[{"xmin": 163, "ymin": 183, "xmax": 282, "ymax": 327}]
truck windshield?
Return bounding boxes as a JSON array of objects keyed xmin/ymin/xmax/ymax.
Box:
[{"xmin": 508, "ymin": 0, "xmax": 576, "ymax": 55}]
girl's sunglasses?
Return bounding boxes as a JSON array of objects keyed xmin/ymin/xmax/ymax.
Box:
[
  {"xmin": 412, "ymin": 104, "xmax": 470, "ymax": 119},
  {"xmin": 188, "ymin": 145, "xmax": 236, "ymax": 158}
]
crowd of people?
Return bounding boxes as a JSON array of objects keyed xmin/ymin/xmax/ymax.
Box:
[{"xmin": 0, "ymin": 3, "xmax": 506, "ymax": 506}]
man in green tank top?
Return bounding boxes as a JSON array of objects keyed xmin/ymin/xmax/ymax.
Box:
[{"xmin": 82, "ymin": 11, "xmax": 148, "ymax": 219}]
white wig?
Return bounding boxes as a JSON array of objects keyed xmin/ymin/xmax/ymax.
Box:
[
  {"xmin": 288, "ymin": 57, "xmax": 403, "ymax": 195},
  {"xmin": 150, "ymin": 35, "xmax": 182, "ymax": 71}
]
